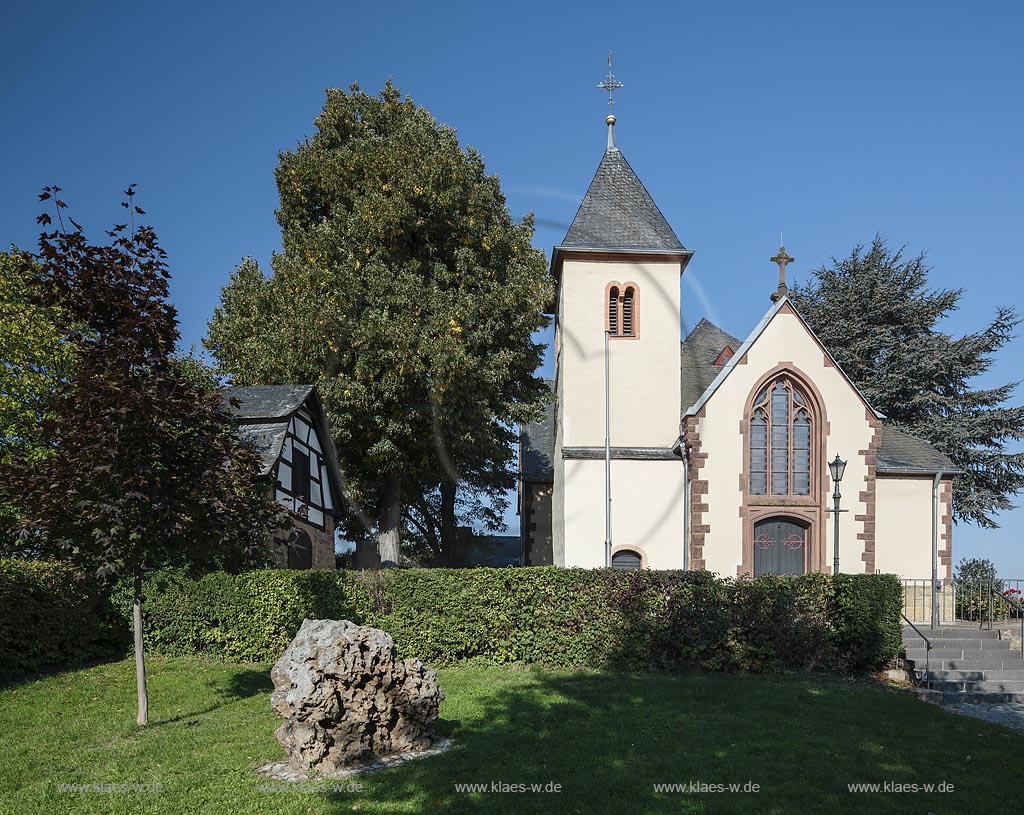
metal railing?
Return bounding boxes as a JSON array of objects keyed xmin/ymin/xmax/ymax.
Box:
[
  {"xmin": 900, "ymin": 613, "xmax": 931, "ymax": 685},
  {"xmin": 955, "ymin": 574, "xmax": 1024, "ymax": 628},
  {"xmin": 900, "ymin": 573, "xmax": 1024, "ymax": 629},
  {"xmin": 984, "ymin": 585, "xmax": 1024, "ymax": 660},
  {"xmin": 1010, "ymin": 595, "xmax": 1024, "ymax": 660}
]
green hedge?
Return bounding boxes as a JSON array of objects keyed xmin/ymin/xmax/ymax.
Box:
[
  {"xmin": 0, "ymin": 562, "xmax": 901, "ymax": 678},
  {"xmin": 109, "ymin": 568, "xmax": 372, "ymax": 664},
  {"xmin": 113, "ymin": 567, "xmax": 902, "ymax": 674},
  {"xmin": 0, "ymin": 560, "xmax": 128, "ymax": 683}
]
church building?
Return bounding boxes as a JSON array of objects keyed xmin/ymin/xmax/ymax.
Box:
[{"xmin": 519, "ymin": 110, "xmax": 957, "ymax": 580}]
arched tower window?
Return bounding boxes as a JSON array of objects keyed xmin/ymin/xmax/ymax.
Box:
[
  {"xmin": 749, "ymin": 378, "xmax": 812, "ymax": 496},
  {"xmin": 605, "ymin": 282, "xmax": 639, "ymax": 338}
]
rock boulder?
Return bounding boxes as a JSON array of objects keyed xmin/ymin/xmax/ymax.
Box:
[{"xmin": 270, "ymin": 619, "xmax": 444, "ymax": 771}]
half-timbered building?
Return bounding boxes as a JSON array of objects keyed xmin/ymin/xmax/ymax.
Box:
[{"xmin": 223, "ymin": 384, "xmax": 341, "ymax": 569}]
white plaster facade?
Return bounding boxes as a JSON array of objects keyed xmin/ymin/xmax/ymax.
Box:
[{"xmin": 555, "ymin": 258, "xmax": 682, "ymax": 450}]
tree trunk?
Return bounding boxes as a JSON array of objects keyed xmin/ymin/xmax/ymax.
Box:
[
  {"xmin": 377, "ymin": 472, "xmax": 402, "ymax": 568},
  {"xmin": 133, "ymin": 571, "xmax": 149, "ymax": 726},
  {"xmin": 440, "ymin": 478, "xmax": 457, "ymax": 566}
]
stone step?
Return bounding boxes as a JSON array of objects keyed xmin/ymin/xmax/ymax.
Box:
[
  {"xmin": 904, "ymin": 648, "xmax": 1016, "ymax": 662},
  {"xmin": 902, "ymin": 626, "xmax": 1004, "ymax": 639},
  {"xmin": 905, "ymin": 647, "xmax": 1015, "ymax": 659},
  {"xmin": 923, "ymin": 669, "xmax": 1024, "ymax": 681},
  {"xmin": 938, "ymin": 691, "xmax": 1024, "ymax": 704},
  {"xmin": 903, "ymin": 637, "xmax": 1010, "ymax": 651},
  {"xmin": 905, "ymin": 657, "xmax": 1024, "ymax": 672},
  {"xmin": 926, "ymin": 680, "xmax": 1024, "ymax": 693}
]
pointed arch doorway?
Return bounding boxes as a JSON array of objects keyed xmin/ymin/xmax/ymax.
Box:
[{"xmin": 753, "ymin": 517, "xmax": 807, "ymax": 575}]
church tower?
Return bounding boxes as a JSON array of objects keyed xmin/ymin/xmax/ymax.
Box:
[{"xmin": 548, "ymin": 101, "xmax": 693, "ymax": 568}]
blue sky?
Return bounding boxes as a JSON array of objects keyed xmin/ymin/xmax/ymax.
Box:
[{"xmin": 4, "ymin": 1, "xmax": 1022, "ymax": 572}]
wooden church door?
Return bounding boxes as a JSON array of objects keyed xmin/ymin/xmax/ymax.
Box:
[{"xmin": 753, "ymin": 518, "xmax": 806, "ymax": 575}]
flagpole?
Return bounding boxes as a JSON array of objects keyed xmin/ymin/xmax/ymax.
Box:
[{"xmin": 605, "ymin": 329, "xmax": 612, "ymax": 567}]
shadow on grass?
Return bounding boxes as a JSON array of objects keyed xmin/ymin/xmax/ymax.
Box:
[
  {"xmin": 150, "ymin": 667, "xmax": 273, "ymax": 727},
  {"xmin": 313, "ymin": 669, "xmax": 1021, "ymax": 815},
  {"xmin": 224, "ymin": 667, "xmax": 274, "ymax": 699},
  {"xmin": 0, "ymin": 650, "xmax": 128, "ymax": 691}
]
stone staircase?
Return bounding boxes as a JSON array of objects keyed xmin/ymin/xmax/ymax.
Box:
[{"xmin": 902, "ymin": 625, "xmax": 1024, "ymax": 704}]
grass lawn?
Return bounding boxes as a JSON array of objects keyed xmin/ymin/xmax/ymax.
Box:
[{"xmin": 0, "ymin": 658, "xmax": 1020, "ymax": 814}]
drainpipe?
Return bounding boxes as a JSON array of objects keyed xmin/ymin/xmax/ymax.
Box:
[{"xmin": 931, "ymin": 469, "xmax": 944, "ymax": 629}]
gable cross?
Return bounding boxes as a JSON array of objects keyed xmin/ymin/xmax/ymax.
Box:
[{"xmin": 770, "ymin": 245, "xmax": 794, "ymax": 302}]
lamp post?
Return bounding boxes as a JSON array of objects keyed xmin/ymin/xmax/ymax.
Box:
[{"xmin": 826, "ymin": 455, "xmax": 848, "ymax": 574}]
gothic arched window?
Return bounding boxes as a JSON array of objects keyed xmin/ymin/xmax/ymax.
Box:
[
  {"xmin": 608, "ymin": 285, "xmax": 620, "ymax": 335},
  {"xmin": 749, "ymin": 378, "xmax": 812, "ymax": 496}
]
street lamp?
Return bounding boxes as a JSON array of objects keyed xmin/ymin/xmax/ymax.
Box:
[{"xmin": 826, "ymin": 455, "xmax": 848, "ymax": 575}]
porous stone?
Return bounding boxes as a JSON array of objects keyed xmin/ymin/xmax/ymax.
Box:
[{"xmin": 270, "ymin": 619, "xmax": 444, "ymax": 772}]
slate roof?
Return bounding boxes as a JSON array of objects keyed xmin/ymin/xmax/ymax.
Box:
[
  {"xmin": 877, "ymin": 427, "xmax": 958, "ymax": 473},
  {"xmin": 561, "ymin": 147, "xmax": 685, "ymax": 252},
  {"xmin": 220, "ymin": 384, "xmax": 315, "ymax": 475},
  {"xmin": 230, "ymin": 423, "xmax": 291, "ymax": 476},
  {"xmin": 680, "ymin": 319, "xmax": 742, "ymax": 412},
  {"xmin": 221, "ymin": 384, "xmax": 314, "ymax": 423},
  {"xmin": 520, "ymin": 379, "xmax": 555, "ymax": 483}
]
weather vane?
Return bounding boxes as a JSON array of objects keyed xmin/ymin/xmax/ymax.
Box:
[{"xmin": 597, "ymin": 51, "xmax": 624, "ymax": 116}]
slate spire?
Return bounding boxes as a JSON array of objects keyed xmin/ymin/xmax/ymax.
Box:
[{"xmin": 561, "ymin": 121, "xmax": 686, "ymax": 252}]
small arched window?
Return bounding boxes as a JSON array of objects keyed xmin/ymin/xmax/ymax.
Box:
[
  {"xmin": 611, "ymin": 549, "xmax": 642, "ymax": 570},
  {"xmin": 608, "ymin": 286, "xmax": 620, "ymax": 335},
  {"xmin": 750, "ymin": 378, "xmax": 812, "ymax": 496}
]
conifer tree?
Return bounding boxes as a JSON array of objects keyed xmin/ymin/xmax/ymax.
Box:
[{"xmin": 790, "ymin": 235, "xmax": 1024, "ymax": 527}]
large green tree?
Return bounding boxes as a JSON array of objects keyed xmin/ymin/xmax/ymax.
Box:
[
  {"xmin": 790, "ymin": 235, "xmax": 1024, "ymax": 527},
  {"xmin": 206, "ymin": 82, "xmax": 552, "ymax": 565},
  {"xmin": 2, "ymin": 188, "xmax": 283, "ymax": 724},
  {"xmin": 0, "ymin": 250, "xmax": 74, "ymax": 455},
  {"xmin": 0, "ymin": 249, "xmax": 76, "ymax": 539}
]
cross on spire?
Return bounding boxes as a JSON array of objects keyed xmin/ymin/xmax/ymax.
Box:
[
  {"xmin": 597, "ymin": 51, "xmax": 624, "ymax": 116},
  {"xmin": 770, "ymin": 245, "xmax": 794, "ymax": 302}
]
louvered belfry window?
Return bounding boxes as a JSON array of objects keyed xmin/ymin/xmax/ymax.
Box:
[
  {"xmin": 622, "ymin": 287, "xmax": 635, "ymax": 335},
  {"xmin": 607, "ymin": 283, "xmax": 638, "ymax": 337},
  {"xmin": 749, "ymin": 378, "xmax": 812, "ymax": 496}
]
